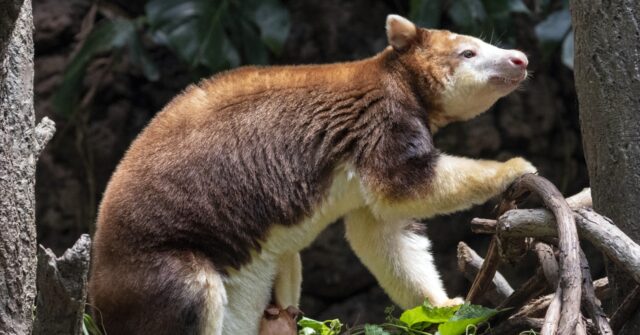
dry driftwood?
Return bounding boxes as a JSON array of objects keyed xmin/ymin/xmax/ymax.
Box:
[
  {"xmin": 470, "ymin": 188, "xmax": 592, "ymax": 235},
  {"xmin": 481, "ymin": 207, "xmax": 640, "ymax": 286},
  {"xmin": 497, "ymin": 268, "xmax": 549, "ymax": 316},
  {"xmin": 513, "ymin": 278, "xmax": 610, "ymax": 319},
  {"xmin": 579, "ymin": 250, "xmax": 612, "ymax": 335},
  {"xmin": 466, "ymin": 188, "xmax": 521, "ymax": 303},
  {"xmin": 456, "ymin": 242, "xmax": 514, "ymax": 305},
  {"xmin": 32, "ymin": 235, "xmax": 91, "ymax": 335},
  {"xmin": 466, "ymin": 174, "xmax": 582, "ymax": 335},
  {"xmin": 467, "ymin": 183, "xmax": 640, "ymax": 333},
  {"xmin": 466, "ymin": 236, "xmax": 503, "ymax": 303},
  {"xmin": 540, "ymin": 287, "xmax": 562, "ymax": 335},
  {"xmin": 534, "ymin": 242, "xmax": 559, "ymax": 288}
]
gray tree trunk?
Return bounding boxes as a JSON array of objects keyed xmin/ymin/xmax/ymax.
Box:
[
  {"xmin": 33, "ymin": 235, "xmax": 91, "ymax": 335},
  {"xmin": 0, "ymin": 0, "xmax": 55, "ymax": 333},
  {"xmin": 571, "ymin": 0, "xmax": 640, "ymax": 333}
]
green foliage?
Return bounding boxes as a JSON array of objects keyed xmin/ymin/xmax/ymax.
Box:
[
  {"xmin": 54, "ymin": 0, "xmax": 290, "ymax": 116},
  {"xmin": 436, "ymin": 304, "xmax": 498, "ymax": 335},
  {"xmin": 409, "ymin": 0, "xmax": 573, "ymax": 69},
  {"xmin": 301, "ymin": 300, "xmax": 502, "ymax": 335},
  {"xmin": 364, "ymin": 324, "xmax": 391, "ymax": 335},
  {"xmin": 145, "ymin": 0, "xmax": 290, "ymax": 70},
  {"xmin": 53, "ymin": 18, "xmax": 156, "ymax": 116},
  {"xmin": 298, "ymin": 317, "xmax": 343, "ymax": 335},
  {"xmin": 82, "ymin": 313, "xmax": 104, "ymax": 335}
]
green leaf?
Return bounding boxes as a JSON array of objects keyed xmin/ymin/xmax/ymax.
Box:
[
  {"xmin": 145, "ymin": 0, "xmax": 204, "ymax": 31},
  {"xmin": 400, "ymin": 302, "xmax": 461, "ymax": 328},
  {"xmin": 409, "ymin": 0, "xmax": 443, "ymax": 28},
  {"xmin": 54, "ymin": 19, "xmax": 136, "ymax": 116},
  {"xmin": 400, "ymin": 305, "xmax": 432, "ymax": 329},
  {"xmin": 299, "ymin": 327, "xmax": 317, "ymax": 335},
  {"xmin": 448, "ymin": 0, "xmax": 487, "ymax": 28},
  {"xmin": 297, "ymin": 317, "xmax": 342, "ymax": 335},
  {"xmin": 127, "ymin": 31, "xmax": 159, "ymax": 81},
  {"xmin": 146, "ymin": 0, "xmax": 288, "ymax": 70},
  {"xmin": 364, "ymin": 324, "xmax": 391, "ymax": 335},
  {"xmin": 83, "ymin": 313, "xmax": 104, "ymax": 335},
  {"xmin": 325, "ymin": 319, "xmax": 343, "ymax": 335},
  {"xmin": 534, "ymin": 9, "xmax": 571, "ymax": 42},
  {"xmin": 561, "ymin": 30, "xmax": 574, "ymax": 70},
  {"xmin": 508, "ymin": 0, "xmax": 530, "ymax": 14},
  {"xmin": 437, "ymin": 304, "xmax": 498, "ymax": 335},
  {"xmin": 253, "ymin": 0, "xmax": 290, "ymax": 54}
]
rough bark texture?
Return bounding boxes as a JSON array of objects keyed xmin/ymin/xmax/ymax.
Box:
[
  {"xmin": 0, "ymin": 0, "xmax": 55, "ymax": 333},
  {"xmin": 456, "ymin": 242, "xmax": 513, "ymax": 306},
  {"xmin": 493, "ymin": 208, "xmax": 640, "ymax": 284},
  {"xmin": 579, "ymin": 250, "xmax": 612, "ymax": 335},
  {"xmin": 33, "ymin": 234, "xmax": 91, "ymax": 335},
  {"xmin": 571, "ymin": 0, "xmax": 640, "ymax": 333},
  {"xmin": 0, "ymin": 0, "xmax": 24, "ymax": 61}
]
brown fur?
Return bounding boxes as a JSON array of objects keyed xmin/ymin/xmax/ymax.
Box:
[{"xmin": 90, "ymin": 28, "xmax": 477, "ymax": 334}]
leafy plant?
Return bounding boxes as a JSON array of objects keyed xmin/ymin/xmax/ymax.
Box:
[
  {"xmin": 145, "ymin": 0, "xmax": 290, "ymax": 70},
  {"xmin": 409, "ymin": 0, "xmax": 574, "ymax": 69},
  {"xmin": 298, "ymin": 317, "xmax": 343, "ymax": 335},
  {"xmin": 54, "ymin": 0, "xmax": 290, "ymax": 116},
  {"xmin": 54, "ymin": 18, "xmax": 156, "ymax": 116},
  {"xmin": 300, "ymin": 301, "xmax": 502, "ymax": 335},
  {"xmin": 82, "ymin": 313, "xmax": 104, "ymax": 335}
]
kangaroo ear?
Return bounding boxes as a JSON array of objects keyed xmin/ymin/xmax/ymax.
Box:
[{"xmin": 386, "ymin": 14, "xmax": 417, "ymax": 51}]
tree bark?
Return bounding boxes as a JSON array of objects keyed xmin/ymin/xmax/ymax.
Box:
[
  {"xmin": 571, "ymin": 0, "xmax": 640, "ymax": 333},
  {"xmin": 0, "ymin": 0, "xmax": 55, "ymax": 333},
  {"xmin": 32, "ymin": 235, "xmax": 91, "ymax": 335},
  {"xmin": 456, "ymin": 242, "xmax": 514, "ymax": 306},
  {"xmin": 482, "ymin": 208, "xmax": 640, "ymax": 284}
]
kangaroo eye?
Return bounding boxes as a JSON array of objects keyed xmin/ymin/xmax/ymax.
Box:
[{"xmin": 461, "ymin": 50, "xmax": 476, "ymax": 58}]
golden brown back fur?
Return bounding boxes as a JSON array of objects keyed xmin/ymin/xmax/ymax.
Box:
[{"xmin": 90, "ymin": 27, "xmax": 483, "ymax": 334}]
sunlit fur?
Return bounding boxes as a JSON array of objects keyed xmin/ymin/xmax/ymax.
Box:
[
  {"xmin": 89, "ymin": 14, "xmax": 535, "ymax": 335},
  {"xmin": 438, "ymin": 34, "xmax": 528, "ymax": 125}
]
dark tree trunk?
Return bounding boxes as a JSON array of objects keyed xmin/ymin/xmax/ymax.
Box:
[
  {"xmin": 571, "ymin": 0, "xmax": 640, "ymax": 333},
  {"xmin": 0, "ymin": 0, "xmax": 55, "ymax": 333}
]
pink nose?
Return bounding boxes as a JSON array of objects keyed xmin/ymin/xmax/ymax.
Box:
[{"xmin": 509, "ymin": 51, "xmax": 528, "ymax": 69}]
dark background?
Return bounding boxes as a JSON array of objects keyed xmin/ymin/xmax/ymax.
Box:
[{"xmin": 32, "ymin": 0, "xmax": 592, "ymax": 325}]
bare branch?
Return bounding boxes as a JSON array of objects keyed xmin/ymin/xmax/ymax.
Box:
[
  {"xmin": 541, "ymin": 288, "xmax": 562, "ymax": 335},
  {"xmin": 33, "ymin": 235, "xmax": 91, "ymax": 335},
  {"xmin": 498, "ymin": 174, "xmax": 582, "ymax": 335},
  {"xmin": 514, "ymin": 278, "xmax": 610, "ymax": 319},
  {"xmin": 579, "ymin": 250, "xmax": 612, "ymax": 335},
  {"xmin": 456, "ymin": 242, "xmax": 513, "ymax": 305},
  {"xmin": 491, "ymin": 208, "xmax": 640, "ymax": 285},
  {"xmin": 470, "ymin": 218, "xmax": 497, "ymax": 235},
  {"xmin": 466, "ymin": 237, "xmax": 502, "ymax": 304},
  {"xmin": 610, "ymin": 285, "xmax": 640, "ymax": 334},
  {"xmin": 534, "ymin": 242, "xmax": 559, "ymax": 287},
  {"xmin": 593, "ymin": 278, "xmax": 610, "ymax": 302},
  {"xmin": 565, "ymin": 188, "xmax": 592, "ymax": 209},
  {"xmin": 497, "ymin": 268, "xmax": 549, "ymax": 317}
]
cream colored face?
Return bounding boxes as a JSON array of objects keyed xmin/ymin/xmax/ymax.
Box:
[
  {"xmin": 438, "ymin": 32, "xmax": 528, "ymax": 122},
  {"xmin": 386, "ymin": 15, "xmax": 529, "ymax": 129}
]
